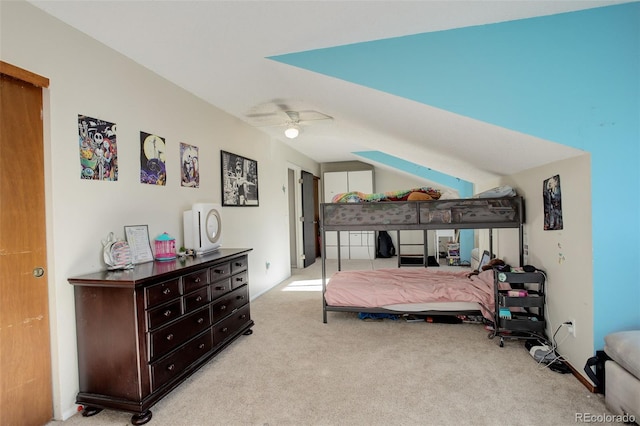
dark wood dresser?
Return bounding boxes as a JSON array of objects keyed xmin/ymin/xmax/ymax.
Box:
[{"xmin": 68, "ymin": 248, "xmax": 253, "ymax": 425}]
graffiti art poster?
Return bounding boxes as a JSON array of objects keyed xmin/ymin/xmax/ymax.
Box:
[
  {"xmin": 140, "ymin": 132, "xmax": 166, "ymax": 185},
  {"xmin": 78, "ymin": 115, "xmax": 118, "ymax": 180},
  {"xmin": 180, "ymin": 143, "xmax": 199, "ymax": 188},
  {"xmin": 543, "ymin": 174, "xmax": 563, "ymax": 230}
]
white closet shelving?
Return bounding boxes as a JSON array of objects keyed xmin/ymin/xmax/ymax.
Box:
[{"xmin": 323, "ymin": 170, "xmax": 374, "ymax": 260}]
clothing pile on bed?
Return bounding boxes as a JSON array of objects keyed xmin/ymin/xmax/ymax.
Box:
[{"xmin": 331, "ymin": 186, "xmax": 442, "ymax": 203}]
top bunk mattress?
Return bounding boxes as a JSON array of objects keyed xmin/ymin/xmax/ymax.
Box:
[
  {"xmin": 321, "ymin": 197, "xmax": 523, "ymax": 230},
  {"xmin": 325, "ymin": 268, "xmax": 496, "ymax": 320}
]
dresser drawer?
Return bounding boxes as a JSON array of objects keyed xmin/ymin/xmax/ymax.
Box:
[
  {"xmin": 150, "ymin": 331, "xmax": 213, "ymax": 391},
  {"xmin": 145, "ymin": 278, "xmax": 181, "ymax": 309},
  {"xmin": 210, "ymin": 262, "xmax": 231, "ymax": 282},
  {"xmin": 214, "ymin": 304, "xmax": 251, "ymax": 345},
  {"xmin": 147, "ymin": 299, "xmax": 182, "ymax": 330},
  {"xmin": 149, "ymin": 307, "xmax": 211, "ymax": 360},
  {"xmin": 183, "ymin": 269, "xmax": 209, "ymax": 294},
  {"xmin": 211, "ymin": 285, "xmax": 249, "ymax": 323},
  {"xmin": 210, "ymin": 278, "xmax": 232, "ymax": 299},
  {"xmin": 231, "ymin": 271, "xmax": 248, "ymax": 289},
  {"xmin": 184, "ymin": 286, "xmax": 209, "ymax": 313},
  {"xmin": 230, "ymin": 256, "xmax": 248, "ymax": 274}
]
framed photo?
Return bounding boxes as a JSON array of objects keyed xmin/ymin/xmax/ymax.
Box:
[
  {"xmin": 221, "ymin": 150, "xmax": 259, "ymax": 206},
  {"xmin": 124, "ymin": 225, "xmax": 154, "ymax": 264}
]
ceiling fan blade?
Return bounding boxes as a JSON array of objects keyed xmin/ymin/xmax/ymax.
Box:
[
  {"xmin": 285, "ymin": 111, "xmax": 300, "ymax": 122},
  {"xmin": 246, "ymin": 104, "xmax": 333, "ymax": 128},
  {"xmin": 246, "ymin": 110, "xmax": 290, "ymax": 126},
  {"xmin": 298, "ymin": 110, "xmax": 333, "ymax": 123}
]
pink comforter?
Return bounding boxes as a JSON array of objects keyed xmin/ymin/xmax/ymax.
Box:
[{"xmin": 325, "ymin": 268, "xmax": 496, "ymax": 319}]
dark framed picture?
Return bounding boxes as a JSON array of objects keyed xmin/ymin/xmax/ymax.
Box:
[{"xmin": 221, "ymin": 150, "xmax": 259, "ymax": 206}]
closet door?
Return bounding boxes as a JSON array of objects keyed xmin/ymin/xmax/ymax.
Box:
[
  {"xmin": 322, "ymin": 172, "xmax": 349, "ymax": 260},
  {"xmin": 0, "ymin": 63, "xmax": 52, "ymax": 425},
  {"xmin": 346, "ymin": 170, "xmax": 372, "ymax": 193},
  {"xmin": 346, "ymin": 171, "xmax": 375, "ymax": 260},
  {"xmin": 323, "ymin": 172, "xmax": 348, "ymax": 203}
]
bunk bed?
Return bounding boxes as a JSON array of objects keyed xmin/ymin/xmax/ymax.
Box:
[{"xmin": 320, "ymin": 196, "xmax": 525, "ymax": 323}]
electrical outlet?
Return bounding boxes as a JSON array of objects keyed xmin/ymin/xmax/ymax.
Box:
[{"xmin": 567, "ymin": 319, "xmax": 576, "ymax": 337}]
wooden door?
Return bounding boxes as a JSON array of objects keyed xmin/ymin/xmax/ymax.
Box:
[{"xmin": 0, "ymin": 62, "xmax": 52, "ymax": 425}]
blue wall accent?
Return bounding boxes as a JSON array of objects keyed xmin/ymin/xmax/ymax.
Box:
[
  {"xmin": 271, "ymin": 3, "xmax": 640, "ymax": 348},
  {"xmin": 353, "ymin": 150, "xmax": 472, "ymax": 195},
  {"xmin": 354, "ymin": 150, "xmax": 474, "ymax": 262}
]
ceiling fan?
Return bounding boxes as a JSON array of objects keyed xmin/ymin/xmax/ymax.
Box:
[{"xmin": 246, "ymin": 104, "xmax": 333, "ymax": 139}]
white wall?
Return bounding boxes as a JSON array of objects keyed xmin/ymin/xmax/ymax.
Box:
[
  {"xmin": 1, "ymin": 1, "xmax": 319, "ymax": 420},
  {"xmin": 481, "ymin": 153, "xmax": 593, "ymax": 380},
  {"xmin": 374, "ymin": 167, "xmax": 459, "ymax": 257}
]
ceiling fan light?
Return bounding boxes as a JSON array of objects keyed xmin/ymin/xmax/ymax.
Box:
[{"xmin": 284, "ymin": 125, "xmax": 299, "ymax": 139}]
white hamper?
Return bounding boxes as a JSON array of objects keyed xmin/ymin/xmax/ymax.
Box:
[{"xmin": 604, "ymin": 330, "xmax": 640, "ymax": 421}]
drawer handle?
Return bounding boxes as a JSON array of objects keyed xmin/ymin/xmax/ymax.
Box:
[
  {"xmin": 235, "ymin": 277, "xmax": 244, "ymax": 283},
  {"xmin": 194, "ymin": 277, "xmax": 201, "ymax": 283},
  {"xmin": 236, "ymin": 295, "xmax": 245, "ymax": 300},
  {"xmin": 215, "ymin": 286, "xmax": 226, "ymax": 291},
  {"xmin": 214, "ymin": 269, "xmax": 224, "ymax": 274},
  {"xmin": 220, "ymin": 305, "xmax": 226, "ymax": 311},
  {"xmin": 235, "ymin": 262, "xmax": 242, "ymax": 267},
  {"xmin": 221, "ymin": 327, "xmax": 228, "ymax": 333},
  {"xmin": 163, "ymin": 288, "xmax": 171, "ymax": 295},
  {"xmin": 166, "ymin": 333, "xmax": 174, "ymax": 341},
  {"xmin": 199, "ymin": 343, "xmax": 205, "ymax": 350},
  {"xmin": 167, "ymin": 364, "xmax": 175, "ymax": 371},
  {"xmin": 196, "ymin": 296, "xmax": 202, "ymax": 302},
  {"xmin": 163, "ymin": 310, "xmax": 172, "ymax": 317},
  {"xmin": 197, "ymin": 317, "xmax": 204, "ymax": 324},
  {"xmin": 240, "ymin": 314, "xmax": 246, "ymax": 320}
]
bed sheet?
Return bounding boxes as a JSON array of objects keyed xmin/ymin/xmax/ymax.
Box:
[{"xmin": 325, "ymin": 268, "xmax": 496, "ymax": 320}]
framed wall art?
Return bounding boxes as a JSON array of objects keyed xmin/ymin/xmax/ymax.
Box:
[{"xmin": 221, "ymin": 150, "xmax": 259, "ymax": 206}]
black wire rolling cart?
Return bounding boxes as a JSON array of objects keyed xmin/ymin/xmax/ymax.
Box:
[{"xmin": 489, "ymin": 270, "xmax": 547, "ymax": 347}]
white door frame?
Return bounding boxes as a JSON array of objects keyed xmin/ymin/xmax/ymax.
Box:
[{"xmin": 287, "ymin": 163, "xmax": 304, "ymax": 269}]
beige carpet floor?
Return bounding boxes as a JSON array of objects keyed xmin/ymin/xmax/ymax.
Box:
[{"xmin": 49, "ymin": 258, "xmax": 615, "ymax": 426}]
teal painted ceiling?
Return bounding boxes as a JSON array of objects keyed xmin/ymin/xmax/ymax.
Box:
[{"xmin": 269, "ymin": 3, "xmax": 638, "ymax": 155}]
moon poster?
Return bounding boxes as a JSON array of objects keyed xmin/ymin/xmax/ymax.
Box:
[
  {"xmin": 78, "ymin": 115, "xmax": 118, "ymax": 181},
  {"xmin": 140, "ymin": 131, "xmax": 166, "ymax": 186}
]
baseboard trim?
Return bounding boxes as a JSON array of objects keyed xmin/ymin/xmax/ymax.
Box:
[{"xmin": 565, "ymin": 360, "xmax": 597, "ymax": 393}]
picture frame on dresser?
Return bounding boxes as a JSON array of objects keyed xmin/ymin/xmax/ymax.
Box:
[{"xmin": 124, "ymin": 224, "xmax": 154, "ymax": 264}]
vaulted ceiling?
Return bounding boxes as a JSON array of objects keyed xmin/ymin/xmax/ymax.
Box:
[{"xmin": 29, "ymin": 1, "xmax": 625, "ymax": 187}]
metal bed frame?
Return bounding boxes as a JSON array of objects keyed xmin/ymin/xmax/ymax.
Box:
[{"xmin": 320, "ymin": 196, "xmax": 525, "ymax": 323}]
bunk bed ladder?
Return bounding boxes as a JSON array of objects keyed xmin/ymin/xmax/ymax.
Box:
[{"xmin": 396, "ymin": 230, "xmax": 429, "ymax": 267}]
